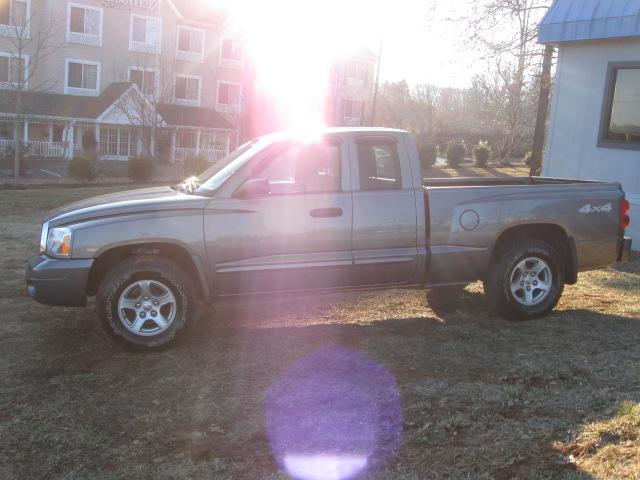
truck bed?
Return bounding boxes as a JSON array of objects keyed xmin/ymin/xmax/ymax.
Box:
[{"xmin": 422, "ymin": 176, "xmax": 624, "ymax": 286}]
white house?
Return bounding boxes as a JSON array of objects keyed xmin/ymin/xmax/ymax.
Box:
[{"xmin": 539, "ymin": 0, "xmax": 640, "ymax": 248}]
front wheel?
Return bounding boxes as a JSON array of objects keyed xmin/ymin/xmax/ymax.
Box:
[
  {"xmin": 484, "ymin": 240, "xmax": 564, "ymax": 320},
  {"xmin": 96, "ymin": 256, "xmax": 196, "ymax": 349}
]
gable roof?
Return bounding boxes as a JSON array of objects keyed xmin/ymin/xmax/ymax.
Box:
[
  {"xmin": 0, "ymin": 82, "xmax": 133, "ymax": 119},
  {"xmin": 539, "ymin": 0, "xmax": 640, "ymax": 44},
  {"xmin": 0, "ymin": 83, "xmax": 237, "ymax": 130}
]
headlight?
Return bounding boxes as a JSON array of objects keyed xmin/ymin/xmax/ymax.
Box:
[
  {"xmin": 46, "ymin": 227, "xmax": 73, "ymax": 257},
  {"xmin": 39, "ymin": 221, "xmax": 49, "ymax": 254}
]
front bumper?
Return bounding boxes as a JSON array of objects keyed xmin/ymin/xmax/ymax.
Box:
[
  {"xmin": 26, "ymin": 255, "xmax": 93, "ymax": 307},
  {"xmin": 618, "ymin": 236, "xmax": 632, "ymax": 263}
]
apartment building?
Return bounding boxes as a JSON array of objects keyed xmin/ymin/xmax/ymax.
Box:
[
  {"xmin": 0, "ymin": 0, "xmax": 244, "ymax": 162},
  {"xmin": 328, "ymin": 47, "xmax": 378, "ymax": 127}
]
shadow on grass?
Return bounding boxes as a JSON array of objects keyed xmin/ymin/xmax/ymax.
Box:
[{"xmin": 11, "ymin": 288, "xmax": 640, "ymax": 478}]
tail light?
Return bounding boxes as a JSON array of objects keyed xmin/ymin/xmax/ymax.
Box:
[{"xmin": 620, "ymin": 198, "xmax": 630, "ymax": 230}]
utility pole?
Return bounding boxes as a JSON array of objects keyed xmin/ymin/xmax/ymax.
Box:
[
  {"xmin": 530, "ymin": 44, "xmax": 554, "ymax": 177},
  {"xmin": 370, "ymin": 34, "xmax": 384, "ymax": 126},
  {"xmin": 151, "ymin": 0, "xmax": 161, "ymax": 157}
]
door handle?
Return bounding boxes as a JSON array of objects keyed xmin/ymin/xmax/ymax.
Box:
[{"xmin": 310, "ymin": 207, "xmax": 343, "ymax": 218}]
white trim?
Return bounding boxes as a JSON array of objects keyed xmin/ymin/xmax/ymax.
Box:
[
  {"xmin": 66, "ymin": 2, "xmax": 103, "ymax": 47},
  {"xmin": 0, "ymin": 51, "xmax": 28, "ymax": 89},
  {"xmin": 174, "ymin": 74, "xmax": 201, "ymax": 106},
  {"xmin": 215, "ymin": 80, "xmax": 242, "ymax": 113},
  {"xmin": 64, "ymin": 58, "xmax": 100, "ymax": 96},
  {"xmin": 129, "ymin": 13, "xmax": 162, "ymax": 54},
  {"xmin": 175, "ymin": 25, "xmax": 205, "ymax": 63},
  {"xmin": 128, "ymin": 65, "xmax": 158, "ymax": 96},
  {"xmin": 0, "ymin": 0, "xmax": 30, "ymax": 39},
  {"xmin": 219, "ymin": 36, "xmax": 244, "ymax": 69}
]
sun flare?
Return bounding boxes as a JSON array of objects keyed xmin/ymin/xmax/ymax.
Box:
[{"xmin": 202, "ymin": 0, "xmax": 389, "ymax": 131}]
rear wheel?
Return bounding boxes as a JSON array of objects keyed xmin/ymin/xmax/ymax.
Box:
[
  {"xmin": 96, "ymin": 256, "xmax": 196, "ymax": 349},
  {"xmin": 484, "ymin": 240, "xmax": 564, "ymax": 320}
]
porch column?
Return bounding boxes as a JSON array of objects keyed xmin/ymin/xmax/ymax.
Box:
[
  {"xmin": 65, "ymin": 123, "xmax": 74, "ymax": 160},
  {"xmin": 23, "ymin": 120, "xmax": 28, "ymax": 157},
  {"xmin": 170, "ymin": 130, "xmax": 176, "ymax": 163},
  {"xmin": 196, "ymin": 129, "xmax": 201, "ymax": 155},
  {"xmin": 94, "ymin": 124, "xmax": 100, "ymax": 158}
]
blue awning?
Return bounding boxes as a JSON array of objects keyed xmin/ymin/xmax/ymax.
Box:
[{"xmin": 538, "ymin": 0, "xmax": 640, "ymax": 44}]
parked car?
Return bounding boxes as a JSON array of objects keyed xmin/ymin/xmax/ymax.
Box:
[{"xmin": 26, "ymin": 128, "xmax": 632, "ymax": 349}]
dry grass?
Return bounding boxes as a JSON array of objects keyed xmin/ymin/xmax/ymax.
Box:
[{"xmin": 0, "ymin": 185, "xmax": 638, "ymax": 480}]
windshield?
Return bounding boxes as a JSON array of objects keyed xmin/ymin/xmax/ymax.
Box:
[{"xmin": 175, "ymin": 140, "xmax": 266, "ymax": 195}]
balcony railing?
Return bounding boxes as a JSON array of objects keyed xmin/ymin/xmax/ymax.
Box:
[{"xmin": 175, "ymin": 147, "xmax": 227, "ymax": 163}]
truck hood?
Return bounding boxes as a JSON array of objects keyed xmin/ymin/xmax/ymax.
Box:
[{"xmin": 46, "ymin": 186, "xmax": 210, "ymax": 226}]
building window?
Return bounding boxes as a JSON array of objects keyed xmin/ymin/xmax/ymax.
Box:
[
  {"xmin": 67, "ymin": 3, "xmax": 102, "ymax": 46},
  {"xmin": 216, "ymin": 81, "xmax": 241, "ymax": 112},
  {"xmin": 100, "ymin": 127, "xmax": 137, "ymax": 157},
  {"xmin": 345, "ymin": 61, "xmax": 369, "ymax": 83},
  {"xmin": 130, "ymin": 14, "xmax": 161, "ymax": 53},
  {"xmin": 342, "ymin": 99, "xmax": 364, "ymax": 124},
  {"xmin": 65, "ymin": 59, "xmax": 99, "ymax": 95},
  {"xmin": 219, "ymin": 37, "xmax": 243, "ymax": 68},
  {"xmin": 176, "ymin": 26, "xmax": 204, "ymax": 62},
  {"xmin": 0, "ymin": 0, "xmax": 27, "ymax": 28},
  {"xmin": 0, "ymin": 53, "xmax": 26, "ymax": 87},
  {"xmin": 174, "ymin": 75, "xmax": 200, "ymax": 104},
  {"xmin": 600, "ymin": 64, "xmax": 640, "ymax": 149},
  {"xmin": 129, "ymin": 67, "xmax": 156, "ymax": 95}
]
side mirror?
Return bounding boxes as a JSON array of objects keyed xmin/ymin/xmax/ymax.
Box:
[{"xmin": 234, "ymin": 177, "xmax": 270, "ymax": 198}]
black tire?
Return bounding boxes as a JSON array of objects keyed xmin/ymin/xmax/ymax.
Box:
[
  {"xmin": 96, "ymin": 256, "xmax": 196, "ymax": 350},
  {"xmin": 484, "ymin": 239, "xmax": 564, "ymax": 320}
]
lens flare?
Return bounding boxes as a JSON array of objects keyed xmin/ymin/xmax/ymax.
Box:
[
  {"xmin": 202, "ymin": 0, "xmax": 388, "ymax": 131},
  {"xmin": 265, "ymin": 347, "xmax": 403, "ymax": 480}
]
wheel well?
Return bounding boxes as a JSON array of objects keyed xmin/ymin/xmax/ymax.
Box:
[
  {"xmin": 86, "ymin": 243, "xmax": 206, "ymax": 299},
  {"xmin": 491, "ymin": 224, "xmax": 577, "ymax": 284}
]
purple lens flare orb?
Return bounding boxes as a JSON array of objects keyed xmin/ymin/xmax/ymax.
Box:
[{"xmin": 265, "ymin": 347, "xmax": 403, "ymax": 480}]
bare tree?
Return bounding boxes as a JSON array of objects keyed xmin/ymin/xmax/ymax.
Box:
[
  {"xmin": 0, "ymin": 0, "xmax": 64, "ymax": 180},
  {"xmin": 447, "ymin": 0, "xmax": 552, "ymax": 161},
  {"xmin": 111, "ymin": 55, "xmax": 175, "ymax": 157}
]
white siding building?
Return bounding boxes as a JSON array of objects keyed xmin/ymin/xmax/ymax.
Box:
[{"xmin": 539, "ymin": 0, "xmax": 640, "ymax": 248}]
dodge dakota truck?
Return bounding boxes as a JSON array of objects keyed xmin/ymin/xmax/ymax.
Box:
[{"xmin": 26, "ymin": 128, "xmax": 632, "ymax": 349}]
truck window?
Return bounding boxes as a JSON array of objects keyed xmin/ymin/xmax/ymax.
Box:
[
  {"xmin": 254, "ymin": 141, "xmax": 342, "ymax": 195},
  {"xmin": 357, "ymin": 141, "xmax": 401, "ymax": 190}
]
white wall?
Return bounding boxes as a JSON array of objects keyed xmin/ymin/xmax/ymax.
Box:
[{"xmin": 544, "ymin": 38, "xmax": 640, "ymax": 248}]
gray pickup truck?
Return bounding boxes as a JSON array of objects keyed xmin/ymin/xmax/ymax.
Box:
[{"xmin": 27, "ymin": 128, "xmax": 632, "ymax": 349}]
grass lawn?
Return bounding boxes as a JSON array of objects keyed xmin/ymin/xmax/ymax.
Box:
[{"xmin": 1, "ymin": 185, "xmax": 639, "ymax": 479}]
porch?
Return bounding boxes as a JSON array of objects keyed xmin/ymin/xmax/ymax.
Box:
[{"xmin": 0, "ymin": 120, "xmax": 235, "ymax": 164}]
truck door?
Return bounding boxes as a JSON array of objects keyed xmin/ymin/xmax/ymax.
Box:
[
  {"xmin": 350, "ymin": 134, "xmax": 419, "ymax": 286},
  {"xmin": 205, "ymin": 137, "xmax": 353, "ymax": 294}
]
